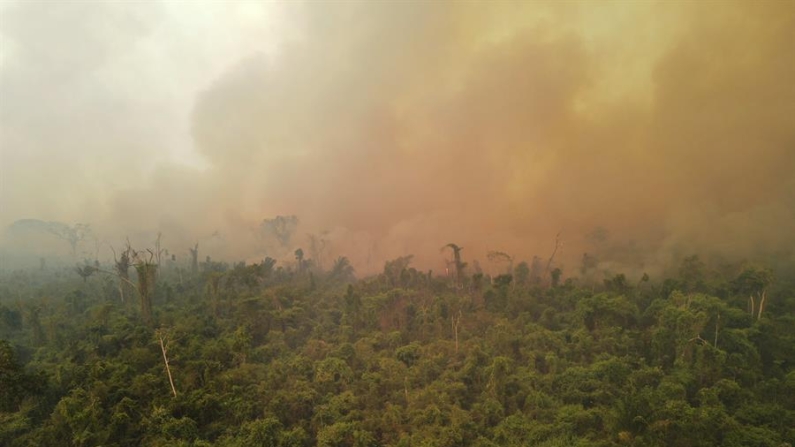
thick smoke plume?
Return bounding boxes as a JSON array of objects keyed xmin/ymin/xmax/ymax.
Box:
[{"xmin": 1, "ymin": 1, "xmax": 793, "ymax": 275}]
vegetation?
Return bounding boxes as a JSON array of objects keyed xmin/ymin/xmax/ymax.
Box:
[{"xmin": 1, "ymin": 246, "xmax": 793, "ymax": 447}]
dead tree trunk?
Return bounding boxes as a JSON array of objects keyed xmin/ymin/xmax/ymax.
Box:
[
  {"xmin": 442, "ymin": 244, "xmax": 466, "ymax": 288},
  {"xmin": 452, "ymin": 310, "xmax": 462, "ymax": 353},
  {"xmin": 545, "ymin": 232, "xmax": 563, "ymax": 278},
  {"xmin": 157, "ymin": 329, "xmax": 177, "ymax": 398}
]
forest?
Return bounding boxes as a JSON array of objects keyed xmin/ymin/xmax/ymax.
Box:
[
  {"xmin": 1, "ymin": 235, "xmax": 793, "ymax": 447},
  {"xmin": 1, "ymin": 1, "xmax": 794, "ymax": 446}
]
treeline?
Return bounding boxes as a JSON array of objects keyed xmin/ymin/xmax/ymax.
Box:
[{"xmin": 0, "ymin": 249, "xmax": 793, "ymax": 446}]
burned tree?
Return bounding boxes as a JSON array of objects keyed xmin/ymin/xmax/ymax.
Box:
[
  {"xmin": 545, "ymin": 232, "xmax": 563, "ymax": 274},
  {"xmin": 442, "ymin": 243, "xmax": 467, "ymax": 286},
  {"xmin": 101, "ymin": 244, "xmax": 160, "ymax": 323},
  {"xmin": 544, "ymin": 232, "xmax": 564, "ymax": 287}
]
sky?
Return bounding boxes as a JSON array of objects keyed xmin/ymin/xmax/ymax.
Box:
[{"xmin": 1, "ymin": 0, "xmax": 794, "ymax": 275}]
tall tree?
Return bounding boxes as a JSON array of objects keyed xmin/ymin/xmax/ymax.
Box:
[
  {"xmin": 442, "ymin": 243, "xmax": 467, "ymax": 285},
  {"xmin": 733, "ymin": 266, "xmax": 773, "ymax": 320},
  {"xmin": 295, "ymin": 248, "xmax": 305, "ymax": 273}
]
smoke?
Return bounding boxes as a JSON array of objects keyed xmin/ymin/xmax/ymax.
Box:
[{"xmin": 2, "ymin": 1, "xmax": 794, "ymax": 275}]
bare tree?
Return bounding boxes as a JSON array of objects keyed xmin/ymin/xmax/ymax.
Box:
[
  {"xmin": 96, "ymin": 242, "xmax": 159, "ymax": 323},
  {"xmin": 156, "ymin": 328, "xmax": 177, "ymax": 398},
  {"xmin": 451, "ymin": 310, "xmax": 462, "ymax": 353},
  {"xmin": 545, "ymin": 232, "xmax": 563, "ymax": 274}
]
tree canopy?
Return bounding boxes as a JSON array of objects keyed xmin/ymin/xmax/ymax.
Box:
[{"xmin": 0, "ymin": 248, "xmax": 793, "ymax": 447}]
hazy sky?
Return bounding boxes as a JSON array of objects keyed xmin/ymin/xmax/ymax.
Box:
[{"xmin": 1, "ymin": 1, "xmax": 793, "ymax": 274}]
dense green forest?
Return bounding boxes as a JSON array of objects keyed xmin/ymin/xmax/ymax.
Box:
[{"xmin": 1, "ymin": 247, "xmax": 794, "ymax": 447}]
